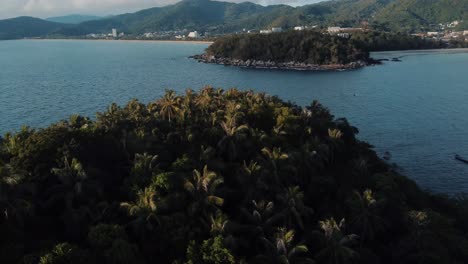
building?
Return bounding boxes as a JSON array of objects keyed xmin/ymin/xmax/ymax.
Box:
[
  {"xmin": 327, "ymin": 27, "xmax": 342, "ymax": 33},
  {"xmin": 260, "ymin": 30, "xmax": 272, "ymax": 34},
  {"xmin": 188, "ymin": 31, "xmax": 200, "ymax": 38},
  {"xmin": 294, "ymin": 26, "xmax": 305, "ymax": 31},
  {"xmin": 337, "ymin": 33, "xmax": 350, "ymax": 38},
  {"xmin": 112, "ymin": 28, "xmax": 117, "ymax": 38},
  {"xmin": 328, "ymin": 27, "xmax": 363, "ymax": 34},
  {"xmin": 271, "ymin": 27, "xmax": 283, "ymax": 33},
  {"xmin": 427, "ymin": 32, "xmax": 440, "ymax": 37},
  {"xmin": 464, "ymin": 31, "xmax": 468, "ymax": 36}
]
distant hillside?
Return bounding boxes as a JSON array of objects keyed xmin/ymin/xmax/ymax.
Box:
[
  {"xmin": 54, "ymin": 0, "xmax": 296, "ymax": 35},
  {"xmin": 373, "ymin": 0, "xmax": 468, "ymax": 31},
  {"xmin": 46, "ymin": 14, "xmax": 102, "ymax": 24},
  {"xmin": 53, "ymin": 0, "xmax": 468, "ymax": 35},
  {"xmin": 0, "ymin": 17, "xmax": 67, "ymax": 40},
  {"xmin": 0, "ymin": 0, "xmax": 466, "ymax": 40}
]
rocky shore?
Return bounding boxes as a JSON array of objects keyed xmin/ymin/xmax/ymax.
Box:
[{"xmin": 190, "ymin": 54, "xmax": 373, "ymax": 71}]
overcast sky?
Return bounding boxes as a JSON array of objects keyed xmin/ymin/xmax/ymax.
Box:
[{"xmin": 0, "ymin": 0, "xmax": 323, "ymax": 19}]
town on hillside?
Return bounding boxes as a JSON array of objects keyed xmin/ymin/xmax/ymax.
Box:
[{"xmin": 82, "ymin": 20, "xmax": 468, "ymax": 44}]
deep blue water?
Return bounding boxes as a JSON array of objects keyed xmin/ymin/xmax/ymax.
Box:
[{"xmin": 0, "ymin": 40, "xmax": 467, "ymax": 194}]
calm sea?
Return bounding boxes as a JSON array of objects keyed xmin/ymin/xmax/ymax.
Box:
[{"xmin": 0, "ymin": 39, "xmax": 467, "ymax": 194}]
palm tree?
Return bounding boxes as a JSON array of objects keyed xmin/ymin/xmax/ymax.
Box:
[
  {"xmin": 184, "ymin": 165, "xmax": 224, "ymax": 214},
  {"xmin": 218, "ymin": 116, "xmax": 249, "ymax": 161},
  {"xmin": 120, "ymin": 186, "xmax": 159, "ymax": 239},
  {"xmin": 349, "ymin": 189, "xmax": 382, "ymax": 245},
  {"xmin": 156, "ymin": 90, "xmax": 181, "ymax": 122},
  {"xmin": 256, "ymin": 227, "xmax": 315, "ymax": 264},
  {"xmin": 261, "ymin": 147, "xmax": 289, "ymax": 186},
  {"xmin": 316, "ymin": 218, "xmax": 358, "ymax": 264},
  {"xmin": 279, "ymin": 186, "xmax": 314, "ymax": 230},
  {"xmin": 210, "ymin": 211, "xmax": 228, "ymax": 236},
  {"xmin": 128, "ymin": 153, "xmax": 158, "ymax": 189}
]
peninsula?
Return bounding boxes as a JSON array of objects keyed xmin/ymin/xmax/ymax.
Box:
[{"xmin": 2, "ymin": 88, "xmax": 468, "ymax": 263}]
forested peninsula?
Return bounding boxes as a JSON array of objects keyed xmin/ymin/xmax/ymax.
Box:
[
  {"xmin": 192, "ymin": 31, "xmax": 445, "ymax": 71},
  {"xmin": 2, "ymin": 88, "xmax": 468, "ymax": 263}
]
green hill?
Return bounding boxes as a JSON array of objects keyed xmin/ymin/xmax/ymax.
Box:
[
  {"xmin": 0, "ymin": 0, "xmax": 466, "ymax": 40},
  {"xmin": 46, "ymin": 14, "xmax": 103, "ymax": 24},
  {"xmin": 373, "ymin": 0, "xmax": 468, "ymax": 31},
  {"xmin": 53, "ymin": 0, "xmax": 468, "ymax": 35},
  {"xmin": 0, "ymin": 17, "xmax": 68, "ymax": 40}
]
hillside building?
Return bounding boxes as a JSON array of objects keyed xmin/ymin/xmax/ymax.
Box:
[
  {"xmin": 112, "ymin": 28, "xmax": 117, "ymax": 37},
  {"xmin": 188, "ymin": 31, "xmax": 200, "ymax": 38}
]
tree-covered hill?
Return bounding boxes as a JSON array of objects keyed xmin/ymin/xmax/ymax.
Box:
[
  {"xmin": 0, "ymin": 0, "xmax": 466, "ymax": 39},
  {"xmin": 0, "ymin": 17, "xmax": 68, "ymax": 40},
  {"xmin": 46, "ymin": 15, "xmax": 103, "ymax": 25},
  {"xmin": 2, "ymin": 88, "xmax": 468, "ymax": 264},
  {"xmin": 204, "ymin": 31, "xmax": 370, "ymax": 65},
  {"xmin": 372, "ymin": 0, "xmax": 468, "ymax": 31}
]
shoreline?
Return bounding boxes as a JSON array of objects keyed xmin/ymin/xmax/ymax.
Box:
[
  {"xmin": 372, "ymin": 47, "xmax": 468, "ymax": 55},
  {"xmin": 22, "ymin": 38, "xmax": 214, "ymax": 44},
  {"xmin": 190, "ymin": 54, "xmax": 372, "ymax": 71}
]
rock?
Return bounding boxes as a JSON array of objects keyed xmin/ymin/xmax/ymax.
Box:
[{"xmin": 188, "ymin": 53, "xmax": 369, "ymax": 71}]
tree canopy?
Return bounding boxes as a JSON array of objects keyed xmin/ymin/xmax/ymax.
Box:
[{"xmin": 2, "ymin": 87, "xmax": 468, "ymax": 263}]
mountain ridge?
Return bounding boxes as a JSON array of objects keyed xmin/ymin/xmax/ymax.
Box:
[{"xmin": 0, "ymin": 0, "xmax": 466, "ymax": 40}]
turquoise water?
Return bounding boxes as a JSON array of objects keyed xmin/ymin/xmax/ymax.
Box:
[{"xmin": 0, "ymin": 40, "xmax": 467, "ymax": 194}]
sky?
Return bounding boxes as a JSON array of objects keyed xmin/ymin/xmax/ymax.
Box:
[{"xmin": 0, "ymin": 0, "xmax": 322, "ymax": 19}]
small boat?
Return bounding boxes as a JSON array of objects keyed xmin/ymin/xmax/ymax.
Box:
[{"xmin": 455, "ymin": 154, "xmax": 468, "ymax": 164}]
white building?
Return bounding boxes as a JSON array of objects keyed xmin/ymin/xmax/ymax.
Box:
[
  {"xmin": 294, "ymin": 26, "xmax": 305, "ymax": 31},
  {"xmin": 328, "ymin": 27, "xmax": 342, "ymax": 33},
  {"xmin": 427, "ymin": 32, "xmax": 440, "ymax": 37},
  {"xmin": 271, "ymin": 27, "xmax": 283, "ymax": 33},
  {"xmin": 112, "ymin": 28, "xmax": 117, "ymax": 38},
  {"xmin": 188, "ymin": 31, "xmax": 200, "ymax": 38},
  {"xmin": 337, "ymin": 33, "xmax": 350, "ymax": 38},
  {"xmin": 260, "ymin": 30, "xmax": 272, "ymax": 34},
  {"xmin": 464, "ymin": 30, "xmax": 468, "ymax": 36}
]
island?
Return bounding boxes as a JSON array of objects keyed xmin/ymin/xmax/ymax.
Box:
[
  {"xmin": 191, "ymin": 30, "xmax": 448, "ymax": 71},
  {"xmin": 191, "ymin": 31, "xmax": 374, "ymax": 71},
  {"xmin": 2, "ymin": 88, "xmax": 468, "ymax": 264}
]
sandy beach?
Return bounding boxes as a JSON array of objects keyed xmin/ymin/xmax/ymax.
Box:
[{"xmin": 25, "ymin": 38, "xmax": 214, "ymax": 44}]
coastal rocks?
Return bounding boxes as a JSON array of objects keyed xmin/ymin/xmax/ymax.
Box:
[{"xmin": 189, "ymin": 54, "xmax": 370, "ymax": 71}]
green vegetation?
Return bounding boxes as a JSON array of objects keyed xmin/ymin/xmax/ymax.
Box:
[
  {"xmin": 349, "ymin": 31, "xmax": 444, "ymax": 51},
  {"xmin": 2, "ymin": 88, "xmax": 468, "ymax": 263},
  {"xmin": 202, "ymin": 30, "xmax": 444, "ymax": 66},
  {"xmin": 45, "ymin": 15, "xmax": 103, "ymax": 25},
  {"xmin": 206, "ymin": 31, "xmax": 370, "ymax": 64},
  {"xmin": 0, "ymin": 17, "xmax": 68, "ymax": 40},
  {"xmin": 1, "ymin": 0, "xmax": 466, "ymax": 40}
]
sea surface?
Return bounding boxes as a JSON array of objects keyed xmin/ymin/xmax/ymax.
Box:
[{"xmin": 0, "ymin": 39, "xmax": 467, "ymax": 194}]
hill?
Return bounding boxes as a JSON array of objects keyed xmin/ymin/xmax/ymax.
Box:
[
  {"xmin": 0, "ymin": 0, "xmax": 466, "ymax": 39},
  {"xmin": 46, "ymin": 14, "xmax": 103, "ymax": 24},
  {"xmin": 194, "ymin": 31, "xmax": 371, "ymax": 70},
  {"xmin": 373, "ymin": 0, "xmax": 468, "ymax": 31},
  {"xmin": 0, "ymin": 17, "xmax": 68, "ymax": 40},
  {"xmin": 52, "ymin": 0, "xmax": 468, "ymax": 36},
  {"xmin": 2, "ymin": 88, "xmax": 468, "ymax": 263}
]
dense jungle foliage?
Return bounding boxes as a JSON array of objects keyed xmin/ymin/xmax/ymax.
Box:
[
  {"xmin": 2, "ymin": 88, "xmax": 468, "ymax": 264},
  {"xmin": 349, "ymin": 31, "xmax": 445, "ymax": 51},
  {"xmin": 204, "ymin": 30, "xmax": 446, "ymax": 65},
  {"xmin": 206, "ymin": 31, "xmax": 370, "ymax": 65}
]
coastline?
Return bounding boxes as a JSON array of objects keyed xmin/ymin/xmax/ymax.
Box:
[
  {"xmin": 23, "ymin": 38, "xmax": 214, "ymax": 44},
  {"xmin": 190, "ymin": 54, "xmax": 372, "ymax": 71},
  {"xmin": 371, "ymin": 47, "xmax": 468, "ymax": 56}
]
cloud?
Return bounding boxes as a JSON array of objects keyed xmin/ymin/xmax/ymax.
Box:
[{"xmin": 0, "ymin": 0, "xmax": 321, "ymax": 19}]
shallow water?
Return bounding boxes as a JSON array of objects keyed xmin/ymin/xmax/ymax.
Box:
[{"xmin": 0, "ymin": 40, "xmax": 467, "ymax": 194}]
